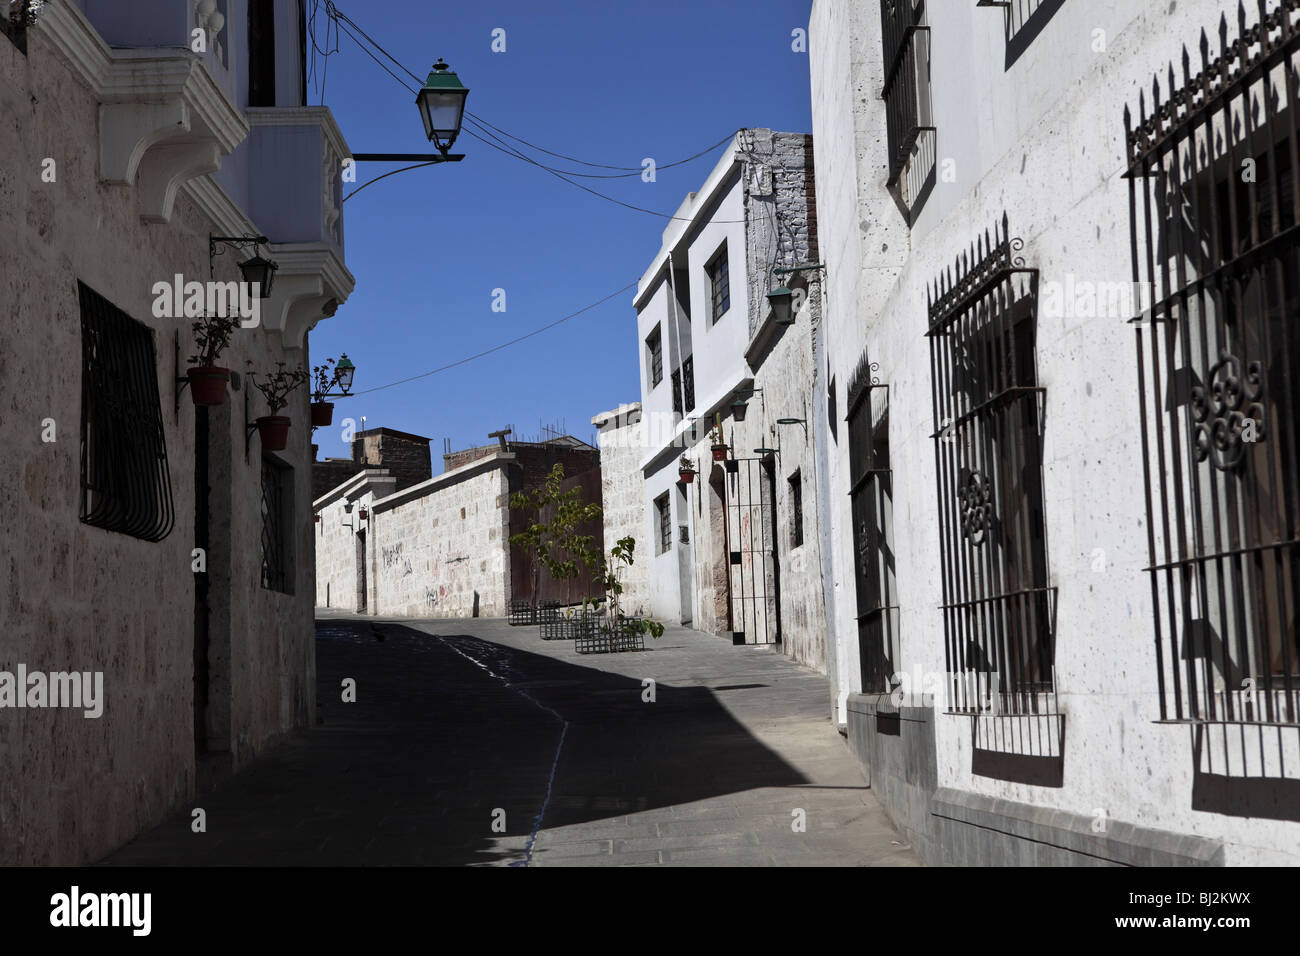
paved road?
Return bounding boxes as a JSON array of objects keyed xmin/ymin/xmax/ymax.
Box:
[{"xmin": 100, "ymin": 617, "xmax": 919, "ymax": 867}]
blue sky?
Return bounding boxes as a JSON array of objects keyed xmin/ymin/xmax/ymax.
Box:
[{"xmin": 307, "ymin": 0, "xmax": 813, "ymax": 463}]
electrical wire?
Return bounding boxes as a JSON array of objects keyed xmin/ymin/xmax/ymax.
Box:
[
  {"xmin": 316, "ymin": 2, "xmax": 744, "ymax": 220},
  {"xmin": 348, "ymin": 280, "xmax": 639, "ymax": 396}
]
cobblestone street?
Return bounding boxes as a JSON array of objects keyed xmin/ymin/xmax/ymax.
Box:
[{"xmin": 100, "ymin": 617, "xmax": 918, "ymax": 867}]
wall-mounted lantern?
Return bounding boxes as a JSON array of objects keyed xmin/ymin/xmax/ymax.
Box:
[
  {"xmin": 766, "ymin": 286, "xmax": 794, "ymax": 326},
  {"xmin": 210, "ymin": 235, "xmax": 279, "ymax": 298}
]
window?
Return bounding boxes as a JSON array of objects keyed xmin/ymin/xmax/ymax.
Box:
[
  {"xmin": 1125, "ymin": 1, "xmax": 1300, "ymax": 730},
  {"xmin": 248, "ymin": 0, "xmax": 276, "ymax": 105},
  {"xmin": 848, "ymin": 359, "xmax": 899, "ymax": 693},
  {"xmin": 261, "ymin": 455, "xmax": 294, "ymax": 593},
  {"xmin": 78, "ymin": 282, "xmax": 175, "ymax": 542},
  {"xmin": 655, "ymin": 493, "xmax": 671, "ymax": 554},
  {"xmin": 671, "ymin": 357, "xmax": 696, "ymax": 415},
  {"xmin": 646, "ymin": 326, "xmax": 663, "ymax": 388},
  {"xmin": 788, "ymin": 471, "xmax": 804, "ymax": 548},
  {"xmin": 879, "ymin": 0, "xmax": 936, "ymax": 222},
  {"xmin": 707, "ymin": 246, "xmax": 730, "ymax": 322},
  {"xmin": 927, "ymin": 215, "xmax": 1054, "ymax": 716}
]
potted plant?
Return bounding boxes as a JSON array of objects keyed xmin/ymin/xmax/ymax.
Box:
[
  {"xmin": 358, "ymin": 506, "xmax": 369, "ymax": 520},
  {"xmin": 249, "ymin": 361, "xmax": 309, "ymax": 452},
  {"xmin": 186, "ymin": 313, "xmax": 241, "ymax": 406},
  {"xmin": 310, "ymin": 358, "xmax": 338, "ymax": 427},
  {"xmin": 709, "ymin": 423, "xmax": 728, "ymax": 461},
  {"xmin": 679, "ymin": 454, "xmax": 696, "ymax": 483}
]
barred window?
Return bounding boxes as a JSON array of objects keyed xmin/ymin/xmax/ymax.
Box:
[
  {"xmin": 848, "ymin": 359, "xmax": 899, "ymax": 693},
  {"xmin": 682, "ymin": 356, "xmax": 696, "ymax": 412},
  {"xmin": 646, "ymin": 326, "xmax": 663, "ymax": 388},
  {"xmin": 879, "ymin": 0, "xmax": 936, "ymax": 222},
  {"xmin": 671, "ymin": 368, "xmax": 683, "ymax": 415},
  {"xmin": 655, "ymin": 493, "xmax": 671, "ymax": 554},
  {"xmin": 261, "ymin": 455, "xmax": 293, "ymax": 593},
  {"xmin": 1124, "ymin": 1, "xmax": 1300, "ymax": 732},
  {"xmin": 707, "ymin": 246, "xmax": 730, "ymax": 323},
  {"xmin": 788, "ymin": 470, "xmax": 804, "ymax": 548},
  {"xmin": 927, "ymin": 216, "xmax": 1055, "ymax": 717},
  {"xmin": 78, "ymin": 281, "xmax": 175, "ymax": 542}
]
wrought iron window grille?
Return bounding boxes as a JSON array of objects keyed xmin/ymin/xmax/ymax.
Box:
[
  {"xmin": 1124, "ymin": 0, "xmax": 1300, "ymax": 736},
  {"xmin": 78, "ymin": 282, "xmax": 175, "ymax": 543},
  {"xmin": 260, "ymin": 454, "xmax": 293, "ymax": 593},
  {"xmin": 879, "ymin": 0, "xmax": 937, "ymax": 221},
  {"xmin": 847, "ymin": 354, "xmax": 900, "ymax": 694},
  {"xmin": 926, "ymin": 215, "xmax": 1058, "ymax": 720}
]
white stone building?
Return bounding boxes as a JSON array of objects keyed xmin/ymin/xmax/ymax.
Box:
[
  {"xmin": 632, "ymin": 129, "xmax": 830, "ymax": 670},
  {"xmin": 809, "ymin": 0, "xmax": 1300, "ymax": 865},
  {"xmin": 1, "ymin": 0, "xmax": 354, "ymax": 864}
]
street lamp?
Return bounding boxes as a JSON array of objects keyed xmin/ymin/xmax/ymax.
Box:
[
  {"xmin": 416, "ymin": 59, "xmax": 469, "ymax": 155},
  {"xmin": 767, "ymin": 285, "xmax": 794, "ymax": 325},
  {"xmin": 334, "ymin": 353, "xmax": 356, "ymax": 395},
  {"xmin": 237, "ymin": 252, "xmax": 277, "ymax": 299},
  {"xmin": 210, "ymin": 235, "xmax": 278, "ymax": 298}
]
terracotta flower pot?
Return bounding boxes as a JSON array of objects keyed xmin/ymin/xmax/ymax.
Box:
[
  {"xmin": 187, "ymin": 366, "xmax": 230, "ymax": 406},
  {"xmin": 255, "ymin": 415, "xmax": 291, "ymax": 451},
  {"xmin": 679, "ymin": 469, "xmax": 696, "ymax": 484},
  {"xmin": 358, "ymin": 507, "xmax": 369, "ymax": 520},
  {"xmin": 310, "ymin": 401, "xmax": 334, "ymax": 427},
  {"xmin": 710, "ymin": 443, "xmax": 729, "ymax": 461}
]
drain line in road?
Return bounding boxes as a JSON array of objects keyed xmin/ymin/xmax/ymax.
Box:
[{"xmin": 436, "ymin": 636, "xmax": 567, "ymax": 867}]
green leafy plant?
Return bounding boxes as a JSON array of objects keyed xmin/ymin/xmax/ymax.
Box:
[
  {"xmin": 249, "ymin": 361, "xmax": 309, "ymax": 414},
  {"xmin": 679, "ymin": 454, "xmax": 694, "ymax": 470},
  {"xmin": 312, "ymin": 358, "xmax": 338, "ymax": 399},
  {"xmin": 187, "ymin": 313, "xmax": 241, "ymax": 367},
  {"xmin": 597, "ymin": 536, "xmax": 664, "ymax": 639},
  {"xmin": 508, "ymin": 463, "xmax": 604, "ymax": 607}
]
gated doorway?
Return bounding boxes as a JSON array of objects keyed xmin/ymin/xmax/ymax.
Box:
[{"xmin": 724, "ymin": 457, "xmax": 781, "ymax": 645}]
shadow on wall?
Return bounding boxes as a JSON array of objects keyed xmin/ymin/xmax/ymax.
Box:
[
  {"xmin": 99, "ymin": 621, "xmax": 809, "ymax": 865},
  {"xmin": 1003, "ymin": 0, "xmax": 1069, "ymax": 69}
]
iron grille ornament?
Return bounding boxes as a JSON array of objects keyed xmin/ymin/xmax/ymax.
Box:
[
  {"xmin": 927, "ymin": 213, "xmax": 1057, "ymax": 720},
  {"xmin": 958, "ymin": 472, "xmax": 994, "ymax": 546},
  {"xmin": 78, "ymin": 282, "xmax": 175, "ymax": 542},
  {"xmin": 1124, "ymin": 0, "xmax": 1300, "ymax": 732},
  {"xmin": 1190, "ymin": 352, "xmax": 1266, "ymax": 471}
]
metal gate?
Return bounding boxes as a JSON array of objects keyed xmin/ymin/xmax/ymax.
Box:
[{"xmin": 724, "ymin": 457, "xmax": 781, "ymax": 645}]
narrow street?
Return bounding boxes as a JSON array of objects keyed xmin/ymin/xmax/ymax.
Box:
[{"xmin": 99, "ymin": 618, "xmax": 918, "ymax": 867}]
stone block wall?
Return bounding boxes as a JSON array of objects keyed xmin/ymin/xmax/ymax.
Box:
[
  {"xmin": 592, "ymin": 405, "xmax": 650, "ymax": 618},
  {"xmin": 313, "ymin": 457, "xmax": 514, "ymax": 619},
  {"xmin": 370, "ymin": 466, "xmax": 511, "ymax": 618},
  {"xmin": 0, "ymin": 19, "xmax": 320, "ymax": 864}
]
